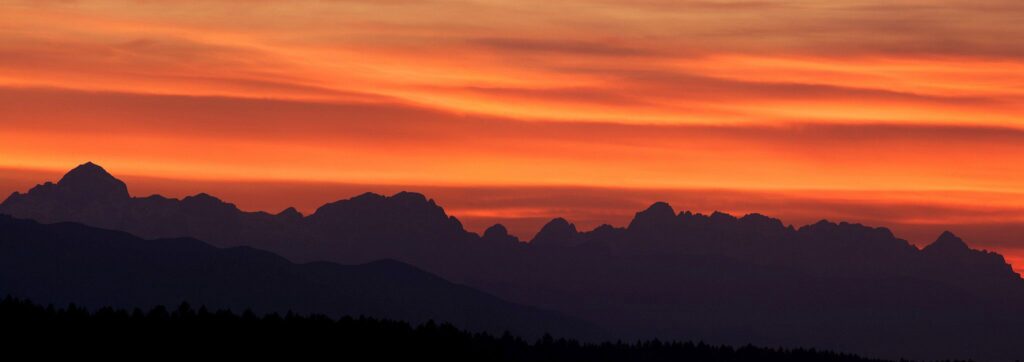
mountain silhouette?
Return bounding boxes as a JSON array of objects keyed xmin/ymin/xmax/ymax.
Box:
[
  {"xmin": 2, "ymin": 162, "xmax": 1024, "ymax": 360},
  {"xmin": 924, "ymin": 230, "xmax": 971, "ymax": 253},
  {"xmin": 482, "ymin": 224, "xmax": 521, "ymax": 245},
  {"xmin": 0, "ymin": 215, "xmax": 592, "ymax": 339},
  {"xmin": 55, "ymin": 161, "xmax": 130, "ymax": 200},
  {"xmin": 627, "ymin": 201, "xmax": 677, "ymax": 231},
  {"xmin": 530, "ymin": 218, "xmax": 579, "ymax": 247}
]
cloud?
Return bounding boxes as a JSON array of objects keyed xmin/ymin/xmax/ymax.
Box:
[
  {"xmin": 468, "ymin": 37, "xmax": 663, "ymax": 57},
  {"xmin": 4, "ymin": 1, "xmax": 1024, "ymax": 127},
  {"xmin": 3, "ymin": 87, "xmax": 1024, "ymax": 194}
]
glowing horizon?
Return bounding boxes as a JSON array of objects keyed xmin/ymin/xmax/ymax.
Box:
[{"xmin": 3, "ymin": 164, "xmax": 1023, "ymax": 274}]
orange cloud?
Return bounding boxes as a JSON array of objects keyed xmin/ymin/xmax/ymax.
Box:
[
  {"xmin": 2, "ymin": 88, "xmax": 1022, "ymax": 190},
  {"xmin": 4, "ymin": 1, "xmax": 1024, "ymax": 126}
]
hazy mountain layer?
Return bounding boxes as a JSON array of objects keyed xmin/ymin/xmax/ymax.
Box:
[{"xmin": 0, "ymin": 215, "xmax": 593, "ymax": 339}]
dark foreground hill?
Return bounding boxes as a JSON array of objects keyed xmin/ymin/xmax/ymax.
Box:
[
  {"xmin": 0, "ymin": 297, "xmax": 892, "ymax": 362},
  {"xmin": 3, "ymin": 163, "xmax": 1024, "ymax": 360},
  {"xmin": 0, "ymin": 215, "xmax": 592, "ymax": 339}
]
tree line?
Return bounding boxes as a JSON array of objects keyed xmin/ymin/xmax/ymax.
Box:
[{"xmin": 0, "ymin": 296, "xmax": 944, "ymax": 361}]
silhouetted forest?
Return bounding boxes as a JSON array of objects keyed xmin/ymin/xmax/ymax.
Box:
[{"xmin": 0, "ymin": 296, "xmax": 913, "ymax": 362}]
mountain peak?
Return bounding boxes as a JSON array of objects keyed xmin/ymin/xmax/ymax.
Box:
[
  {"xmin": 484, "ymin": 224, "xmax": 510, "ymax": 238},
  {"xmin": 531, "ymin": 218, "xmax": 578, "ymax": 246},
  {"xmin": 277, "ymin": 207, "xmax": 303, "ymax": 219},
  {"xmin": 644, "ymin": 201, "xmax": 675, "ymax": 215},
  {"xmin": 183, "ymin": 192, "xmax": 222, "ymax": 203},
  {"xmin": 307, "ymin": 190, "xmax": 469, "ymax": 244},
  {"xmin": 180, "ymin": 193, "xmax": 241, "ymax": 214},
  {"xmin": 628, "ymin": 201, "xmax": 678, "ymax": 232},
  {"xmin": 482, "ymin": 224, "xmax": 520, "ymax": 244},
  {"xmin": 391, "ymin": 191, "xmax": 429, "ymax": 204},
  {"xmin": 56, "ymin": 162, "xmax": 129, "ymax": 200},
  {"xmin": 924, "ymin": 231, "xmax": 970, "ymax": 253},
  {"xmin": 60, "ymin": 162, "xmax": 113, "ymax": 183}
]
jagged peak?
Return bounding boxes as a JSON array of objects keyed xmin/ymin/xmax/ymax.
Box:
[
  {"xmin": 924, "ymin": 231, "xmax": 970, "ymax": 253},
  {"xmin": 591, "ymin": 223, "xmax": 619, "ymax": 233},
  {"xmin": 799, "ymin": 219, "xmax": 897, "ymax": 238},
  {"xmin": 740, "ymin": 212, "xmax": 771, "ymax": 221},
  {"xmin": 709, "ymin": 211, "xmax": 737, "ymax": 222},
  {"xmin": 307, "ymin": 190, "xmax": 464, "ymax": 237},
  {"xmin": 531, "ymin": 218, "xmax": 578, "ymax": 246},
  {"xmin": 336, "ymin": 192, "xmax": 434, "ymax": 207},
  {"xmin": 391, "ymin": 191, "xmax": 430, "ymax": 204},
  {"xmin": 482, "ymin": 224, "xmax": 521, "ymax": 244},
  {"xmin": 739, "ymin": 213, "xmax": 786, "ymax": 229},
  {"xmin": 315, "ymin": 192, "xmax": 433, "ymax": 214},
  {"xmin": 799, "ymin": 219, "xmax": 836, "ymax": 231},
  {"xmin": 183, "ymin": 192, "xmax": 221, "ymax": 202},
  {"xmin": 181, "ymin": 193, "xmax": 240, "ymax": 212},
  {"xmin": 543, "ymin": 217, "xmax": 574, "ymax": 229},
  {"xmin": 277, "ymin": 206, "xmax": 303, "ymax": 218},
  {"xmin": 628, "ymin": 202, "xmax": 677, "ymax": 230}
]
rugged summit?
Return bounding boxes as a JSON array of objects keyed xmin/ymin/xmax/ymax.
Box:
[{"xmin": 56, "ymin": 162, "xmax": 130, "ymax": 200}]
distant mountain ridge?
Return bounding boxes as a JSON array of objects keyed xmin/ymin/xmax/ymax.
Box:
[
  {"xmin": 3, "ymin": 162, "xmax": 1023, "ymax": 360},
  {"xmin": 0, "ymin": 215, "xmax": 593, "ymax": 339},
  {"xmin": 2, "ymin": 163, "xmax": 1016, "ymax": 289}
]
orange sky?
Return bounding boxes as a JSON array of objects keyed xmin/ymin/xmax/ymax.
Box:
[{"xmin": 2, "ymin": 1, "xmax": 1024, "ymax": 271}]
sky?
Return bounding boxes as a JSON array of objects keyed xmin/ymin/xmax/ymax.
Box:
[{"xmin": 1, "ymin": 1, "xmax": 1023, "ymax": 272}]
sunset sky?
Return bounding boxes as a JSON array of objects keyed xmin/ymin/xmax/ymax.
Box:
[{"xmin": 2, "ymin": 1, "xmax": 1024, "ymax": 271}]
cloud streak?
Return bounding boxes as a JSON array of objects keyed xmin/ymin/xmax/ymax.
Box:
[
  {"xmin": 3, "ymin": 87, "xmax": 1023, "ymax": 192},
  {"xmin": 4, "ymin": 0, "xmax": 1024, "ymax": 125}
]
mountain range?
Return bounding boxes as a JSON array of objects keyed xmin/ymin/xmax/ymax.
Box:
[
  {"xmin": 0, "ymin": 214, "xmax": 592, "ymax": 338},
  {"xmin": 2, "ymin": 162, "xmax": 1023, "ymax": 360}
]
